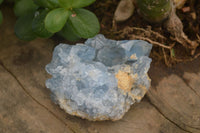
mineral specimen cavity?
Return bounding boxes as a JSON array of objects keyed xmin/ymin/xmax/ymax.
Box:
[{"xmin": 45, "ymin": 34, "xmax": 152, "ymax": 121}]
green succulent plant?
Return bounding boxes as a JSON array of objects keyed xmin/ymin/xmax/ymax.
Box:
[
  {"xmin": 0, "ymin": 11, "xmax": 2, "ymax": 25},
  {"xmin": 0, "ymin": 0, "xmax": 3, "ymax": 25},
  {"xmin": 136, "ymin": 0, "xmax": 172, "ymax": 23},
  {"xmin": 14, "ymin": 0, "xmax": 100, "ymax": 41},
  {"xmin": 0, "ymin": 0, "xmax": 3, "ymax": 5}
]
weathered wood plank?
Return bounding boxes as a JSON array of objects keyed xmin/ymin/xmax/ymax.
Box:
[
  {"xmin": 183, "ymin": 72, "xmax": 200, "ymax": 97},
  {"xmin": 85, "ymin": 99, "xmax": 187, "ymax": 133},
  {"xmin": 148, "ymin": 62, "xmax": 200, "ymax": 133},
  {"xmin": 0, "ymin": 39, "xmax": 89, "ymax": 133},
  {"xmin": 0, "ymin": 65, "xmax": 73, "ymax": 133}
]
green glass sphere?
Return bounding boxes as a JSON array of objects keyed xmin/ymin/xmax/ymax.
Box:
[
  {"xmin": 137, "ymin": 0, "xmax": 172, "ymax": 23},
  {"xmin": 0, "ymin": 11, "xmax": 3, "ymax": 25}
]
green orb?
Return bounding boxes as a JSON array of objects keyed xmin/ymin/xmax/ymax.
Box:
[{"xmin": 137, "ymin": 0, "xmax": 172, "ymax": 23}]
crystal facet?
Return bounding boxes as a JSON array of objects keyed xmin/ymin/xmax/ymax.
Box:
[{"xmin": 46, "ymin": 34, "xmax": 152, "ymax": 121}]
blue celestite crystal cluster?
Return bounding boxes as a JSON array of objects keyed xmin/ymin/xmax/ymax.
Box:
[{"xmin": 45, "ymin": 34, "xmax": 152, "ymax": 121}]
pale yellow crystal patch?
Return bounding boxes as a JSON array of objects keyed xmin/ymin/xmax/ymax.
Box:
[
  {"xmin": 115, "ymin": 70, "xmax": 135, "ymax": 91},
  {"xmin": 130, "ymin": 54, "xmax": 137, "ymax": 60}
]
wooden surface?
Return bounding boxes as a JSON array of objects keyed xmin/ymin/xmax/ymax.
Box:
[{"xmin": 0, "ymin": 6, "xmax": 199, "ymax": 133}]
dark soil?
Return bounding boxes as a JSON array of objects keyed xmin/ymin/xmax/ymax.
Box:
[{"xmin": 89, "ymin": 0, "xmax": 200, "ymax": 66}]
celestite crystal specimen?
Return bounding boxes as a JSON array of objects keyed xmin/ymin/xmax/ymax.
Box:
[{"xmin": 46, "ymin": 34, "xmax": 152, "ymax": 121}]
